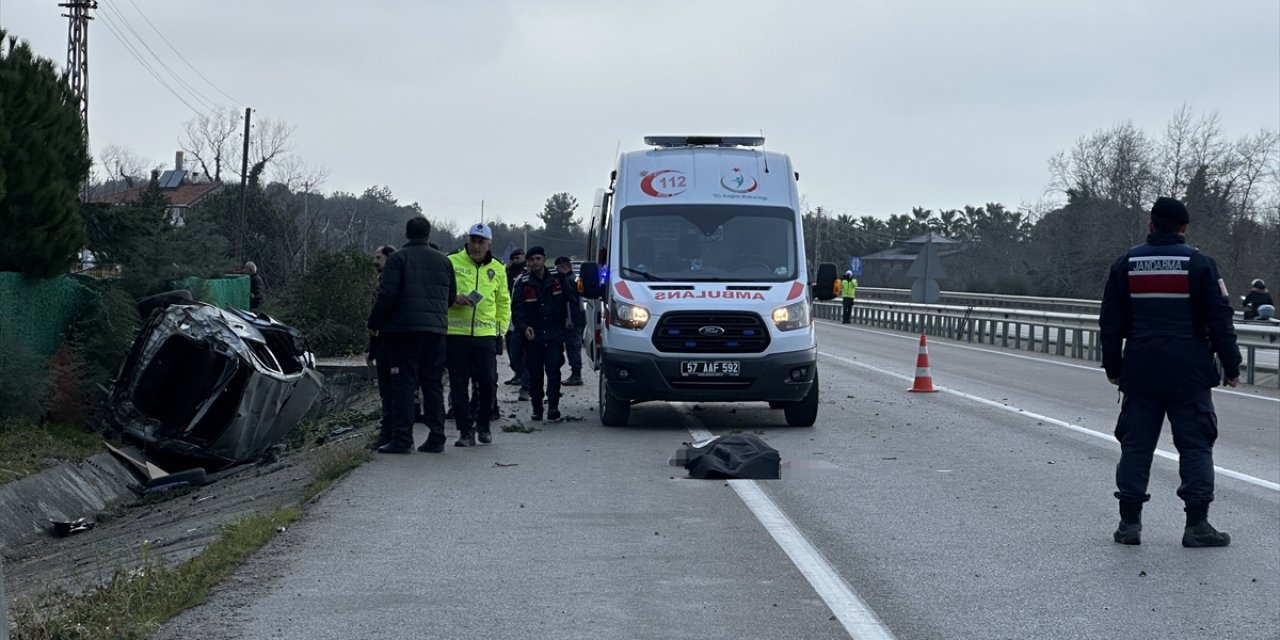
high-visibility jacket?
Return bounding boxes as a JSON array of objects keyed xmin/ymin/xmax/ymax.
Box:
[
  {"xmin": 840, "ymin": 277, "xmax": 858, "ymax": 299},
  {"xmin": 446, "ymin": 249, "xmax": 510, "ymax": 337}
]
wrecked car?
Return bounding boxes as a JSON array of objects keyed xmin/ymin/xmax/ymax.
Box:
[{"xmin": 108, "ymin": 300, "xmax": 323, "ymax": 469}]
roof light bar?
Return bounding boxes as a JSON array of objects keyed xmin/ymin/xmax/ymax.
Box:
[{"xmin": 643, "ymin": 136, "xmax": 766, "ymax": 148}]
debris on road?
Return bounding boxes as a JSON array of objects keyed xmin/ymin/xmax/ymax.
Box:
[{"xmin": 49, "ymin": 518, "xmax": 95, "ymax": 537}]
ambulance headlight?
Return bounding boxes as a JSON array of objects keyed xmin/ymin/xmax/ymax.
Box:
[
  {"xmin": 771, "ymin": 301, "xmax": 810, "ymax": 331},
  {"xmin": 611, "ymin": 301, "xmax": 650, "ymax": 330}
]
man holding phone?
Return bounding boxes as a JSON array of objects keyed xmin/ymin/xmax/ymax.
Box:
[{"xmin": 444, "ymin": 223, "xmax": 510, "ymax": 447}]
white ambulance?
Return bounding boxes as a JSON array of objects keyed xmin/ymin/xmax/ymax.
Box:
[{"xmin": 579, "ymin": 136, "xmax": 831, "ymax": 427}]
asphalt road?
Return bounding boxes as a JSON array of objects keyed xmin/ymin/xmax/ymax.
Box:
[{"xmin": 154, "ymin": 320, "xmax": 1280, "ymax": 640}]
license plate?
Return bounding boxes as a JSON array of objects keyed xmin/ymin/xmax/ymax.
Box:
[{"xmin": 680, "ymin": 361, "xmax": 741, "ymax": 377}]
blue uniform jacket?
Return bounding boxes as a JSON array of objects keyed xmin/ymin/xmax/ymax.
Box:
[{"xmin": 1099, "ymin": 232, "xmax": 1241, "ymax": 394}]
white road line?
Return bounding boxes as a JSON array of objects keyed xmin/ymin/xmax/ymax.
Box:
[
  {"xmin": 683, "ymin": 421, "xmax": 897, "ymax": 640},
  {"xmin": 816, "ymin": 321, "xmax": 1280, "ymax": 404},
  {"xmin": 818, "ymin": 350, "xmax": 1280, "ymax": 493}
]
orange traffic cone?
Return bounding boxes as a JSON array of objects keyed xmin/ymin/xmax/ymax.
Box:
[{"xmin": 908, "ymin": 333, "xmax": 938, "ymax": 393}]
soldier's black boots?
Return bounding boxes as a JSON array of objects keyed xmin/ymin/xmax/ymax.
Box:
[
  {"xmin": 1182, "ymin": 504, "xmax": 1230, "ymax": 548},
  {"xmin": 1113, "ymin": 501, "xmax": 1143, "ymax": 545}
]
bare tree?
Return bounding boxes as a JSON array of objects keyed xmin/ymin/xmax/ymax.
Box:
[
  {"xmin": 234, "ymin": 117, "xmax": 296, "ymax": 185},
  {"xmin": 98, "ymin": 144, "xmax": 153, "ymax": 188},
  {"xmin": 180, "ymin": 108, "xmax": 242, "ymax": 181}
]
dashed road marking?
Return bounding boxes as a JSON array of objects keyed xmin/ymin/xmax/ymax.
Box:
[
  {"xmin": 681, "ymin": 416, "xmax": 898, "ymax": 640},
  {"xmin": 817, "ymin": 350, "xmax": 1280, "ymax": 493}
]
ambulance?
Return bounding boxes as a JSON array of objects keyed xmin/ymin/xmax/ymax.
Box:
[{"xmin": 579, "ymin": 136, "xmax": 832, "ymax": 427}]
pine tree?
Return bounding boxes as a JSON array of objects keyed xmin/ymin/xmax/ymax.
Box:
[
  {"xmin": 0, "ymin": 31, "xmax": 91, "ymax": 276},
  {"xmin": 537, "ymin": 192, "xmax": 579, "ymax": 238}
]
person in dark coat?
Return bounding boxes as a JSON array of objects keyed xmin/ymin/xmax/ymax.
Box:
[
  {"xmin": 511, "ymin": 246, "xmax": 582, "ymax": 422},
  {"xmin": 367, "ymin": 218, "xmax": 456, "ymax": 454},
  {"xmin": 365, "ymin": 245, "xmax": 397, "ymax": 449},
  {"xmin": 504, "ymin": 248, "xmax": 530, "ymax": 398},
  {"xmin": 1100, "ymin": 197, "xmax": 1240, "ymax": 548},
  {"xmin": 245, "ymin": 261, "xmax": 265, "ymax": 312},
  {"xmin": 1241, "ymin": 279, "xmax": 1272, "ymax": 320},
  {"xmin": 554, "ymin": 256, "xmax": 586, "ymax": 386}
]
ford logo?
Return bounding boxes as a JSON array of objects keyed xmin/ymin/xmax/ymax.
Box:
[{"xmin": 698, "ymin": 326, "xmax": 725, "ymax": 336}]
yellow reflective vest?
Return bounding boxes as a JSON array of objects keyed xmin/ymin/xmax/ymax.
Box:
[
  {"xmin": 446, "ymin": 250, "xmax": 511, "ymax": 337},
  {"xmin": 840, "ymin": 277, "xmax": 858, "ymax": 299}
]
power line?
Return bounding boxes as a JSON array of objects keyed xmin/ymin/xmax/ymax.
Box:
[
  {"xmin": 98, "ymin": 3, "xmax": 221, "ymax": 113},
  {"xmin": 95, "ymin": 8, "xmax": 208, "ymax": 118},
  {"xmin": 123, "ymin": 0, "xmax": 242, "ymax": 107}
]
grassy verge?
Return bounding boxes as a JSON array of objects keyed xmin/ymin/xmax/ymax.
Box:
[
  {"xmin": 0, "ymin": 421, "xmax": 106, "ymax": 485},
  {"xmin": 13, "ymin": 506, "xmax": 303, "ymax": 640},
  {"xmin": 302, "ymin": 441, "xmax": 373, "ymax": 502},
  {"xmin": 11, "ymin": 432, "xmax": 375, "ymax": 639}
]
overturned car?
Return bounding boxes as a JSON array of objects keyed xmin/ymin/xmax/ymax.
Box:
[{"xmin": 108, "ymin": 299, "xmax": 324, "ymax": 469}]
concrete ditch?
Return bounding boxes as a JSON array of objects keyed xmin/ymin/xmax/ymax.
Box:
[{"xmin": 0, "ymin": 452, "xmax": 140, "ymax": 553}]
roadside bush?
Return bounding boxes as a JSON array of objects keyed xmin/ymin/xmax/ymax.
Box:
[
  {"xmin": 0, "ymin": 339, "xmax": 50, "ymax": 421},
  {"xmin": 44, "ymin": 280, "xmax": 143, "ymax": 427},
  {"xmin": 273, "ymin": 248, "xmax": 377, "ymax": 357}
]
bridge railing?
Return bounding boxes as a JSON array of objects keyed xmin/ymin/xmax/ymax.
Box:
[{"xmin": 816, "ymin": 300, "xmax": 1280, "ymax": 388}]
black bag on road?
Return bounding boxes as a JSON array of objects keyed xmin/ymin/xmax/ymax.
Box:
[{"xmin": 683, "ymin": 434, "xmax": 780, "ymax": 480}]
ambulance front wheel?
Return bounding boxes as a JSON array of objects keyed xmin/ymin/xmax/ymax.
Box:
[
  {"xmin": 783, "ymin": 371, "xmax": 819, "ymax": 427},
  {"xmin": 599, "ymin": 368, "xmax": 631, "ymax": 427}
]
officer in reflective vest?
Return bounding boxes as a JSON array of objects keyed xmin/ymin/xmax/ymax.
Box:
[
  {"xmin": 839, "ymin": 271, "xmax": 858, "ymax": 324},
  {"xmin": 445, "ymin": 223, "xmax": 511, "ymax": 447},
  {"xmin": 1099, "ymin": 197, "xmax": 1240, "ymax": 548}
]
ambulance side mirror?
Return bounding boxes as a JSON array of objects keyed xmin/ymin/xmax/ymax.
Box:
[{"xmin": 580, "ymin": 263, "xmax": 603, "ymax": 299}]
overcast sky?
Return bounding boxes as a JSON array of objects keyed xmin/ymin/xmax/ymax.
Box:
[{"xmin": 3, "ymin": 1, "xmax": 1278, "ymax": 229}]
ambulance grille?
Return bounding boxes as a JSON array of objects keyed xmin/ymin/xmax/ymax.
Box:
[{"xmin": 651, "ymin": 311, "xmax": 770, "ymax": 353}]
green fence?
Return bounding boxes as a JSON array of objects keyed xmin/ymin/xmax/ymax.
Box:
[
  {"xmin": 172, "ymin": 275, "xmax": 250, "ymax": 311},
  {"xmin": 0, "ymin": 272, "xmax": 249, "ymax": 363},
  {"xmin": 0, "ymin": 272, "xmax": 98, "ymax": 359}
]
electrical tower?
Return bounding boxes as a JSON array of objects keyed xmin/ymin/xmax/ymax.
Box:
[{"xmin": 59, "ymin": 0, "xmax": 97, "ymax": 137}]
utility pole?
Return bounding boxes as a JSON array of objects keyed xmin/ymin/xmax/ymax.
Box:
[
  {"xmin": 61, "ymin": 0, "xmax": 96, "ymax": 201},
  {"xmin": 59, "ymin": 1, "xmax": 96, "ymax": 136},
  {"xmin": 238, "ymin": 107, "xmax": 252, "ymax": 259},
  {"xmin": 480, "ymin": 199, "xmax": 485, "ymax": 224}
]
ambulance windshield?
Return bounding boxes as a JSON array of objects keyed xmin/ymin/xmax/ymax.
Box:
[{"xmin": 617, "ymin": 205, "xmax": 797, "ymax": 282}]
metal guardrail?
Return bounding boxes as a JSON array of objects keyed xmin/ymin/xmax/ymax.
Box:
[
  {"xmin": 857, "ymin": 287, "xmax": 1103, "ymax": 314},
  {"xmin": 816, "ymin": 300, "xmax": 1280, "ymax": 388}
]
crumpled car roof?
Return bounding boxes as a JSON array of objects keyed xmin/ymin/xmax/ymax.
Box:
[{"xmin": 108, "ymin": 303, "xmax": 323, "ymax": 468}]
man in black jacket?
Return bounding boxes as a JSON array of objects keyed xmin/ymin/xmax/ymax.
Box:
[
  {"xmin": 1100, "ymin": 197, "xmax": 1240, "ymax": 547},
  {"xmin": 512, "ymin": 246, "xmax": 582, "ymax": 422},
  {"xmin": 367, "ymin": 217, "xmax": 456, "ymax": 453}
]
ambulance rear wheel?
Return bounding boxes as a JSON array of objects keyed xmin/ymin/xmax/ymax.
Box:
[
  {"xmin": 784, "ymin": 371, "xmax": 819, "ymax": 427},
  {"xmin": 598, "ymin": 369, "xmax": 630, "ymax": 426}
]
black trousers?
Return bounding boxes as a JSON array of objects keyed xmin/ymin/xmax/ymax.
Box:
[
  {"xmin": 842, "ymin": 297, "xmax": 854, "ymax": 323},
  {"xmin": 446, "ymin": 335, "xmax": 498, "ymax": 433},
  {"xmin": 563, "ymin": 329, "xmax": 583, "ymax": 372},
  {"xmin": 1114, "ymin": 388, "xmax": 1218, "ymax": 505},
  {"xmin": 373, "ymin": 339, "xmax": 394, "ymax": 441},
  {"xmin": 384, "ymin": 332, "xmax": 447, "ymax": 449},
  {"xmin": 524, "ymin": 336, "xmax": 565, "ymax": 408}
]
